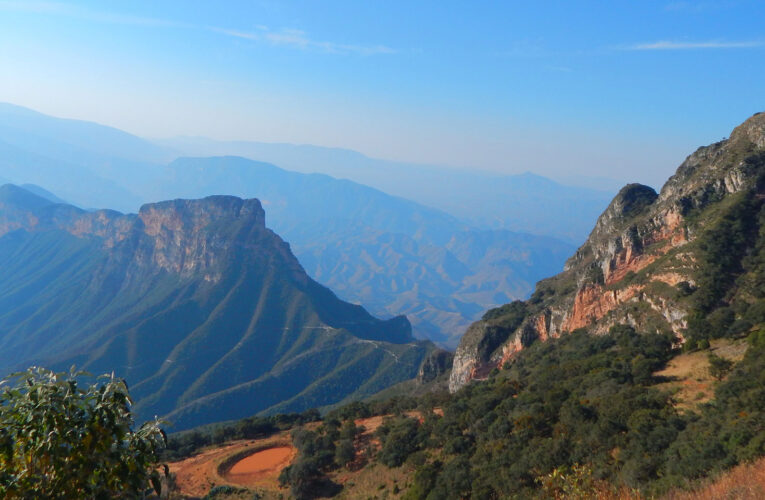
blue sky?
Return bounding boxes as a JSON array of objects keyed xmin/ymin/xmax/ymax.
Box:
[{"xmin": 0, "ymin": 0, "xmax": 764, "ymax": 187}]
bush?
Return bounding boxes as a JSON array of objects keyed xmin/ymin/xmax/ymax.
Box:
[
  {"xmin": 204, "ymin": 485, "xmax": 249, "ymax": 499},
  {"xmin": 708, "ymin": 353, "xmax": 734, "ymax": 381},
  {"xmin": 0, "ymin": 366, "xmax": 166, "ymax": 499}
]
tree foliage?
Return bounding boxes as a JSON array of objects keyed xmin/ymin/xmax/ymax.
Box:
[{"xmin": 0, "ymin": 366, "xmax": 166, "ymax": 499}]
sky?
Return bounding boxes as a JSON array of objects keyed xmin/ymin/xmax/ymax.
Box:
[{"xmin": 0, "ymin": 0, "xmax": 764, "ymax": 187}]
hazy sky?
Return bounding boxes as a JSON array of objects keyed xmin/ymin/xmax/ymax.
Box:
[{"xmin": 1, "ymin": 0, "xmax": 764, "ymax": 187}]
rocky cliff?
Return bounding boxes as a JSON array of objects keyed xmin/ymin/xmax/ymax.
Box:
[{"xmin": 450, "ymin": 112, "xmax": 765, "ymax": 392}]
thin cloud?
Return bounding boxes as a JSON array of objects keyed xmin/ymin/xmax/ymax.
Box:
[
  {"xmin": 0, "ymin": 1, "xmax": 394, "ymax": 56},
  {"xmin": 214, "ymin": 26, "xmax": 396, "ymax": 56},
  {"xmin": 212, "ymin": 28, "xmax": 260, "ymax": 41},
  {"xmin": 625, "ymin": 40, "xmax": 764, "ymax": 50}
]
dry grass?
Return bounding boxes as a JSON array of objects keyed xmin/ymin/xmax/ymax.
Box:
[
  {"xmin": 332, "ymin": 462, "xmax": 413, "ymax": 499},
  {"xmin": 655, "ymin": 338, "xmax": 746, "ymax": 411},
  {"xmin": 663, "ymin": 456, "xmax": 765, "ymax": 500}
]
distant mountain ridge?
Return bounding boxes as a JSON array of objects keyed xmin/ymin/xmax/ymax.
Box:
[
  {"xmin": 0, "ymin": 184, "xmax": 435, "ymax": 430},
  {"xmin": 0, "ymin": 102, "xmax": 580, "ymax": 346},
  {"xmin": 157, "ymin": 136, "xmax": 614, "ymax": 243}
]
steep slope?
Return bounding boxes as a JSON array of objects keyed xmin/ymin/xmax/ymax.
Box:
[
  {"xmin": 451, "ymin": 112, "xmax": 765, "ymax": 391},
  {"xmin": 0, "ymin": 185, "xmax": 434, "ymax": 430}
]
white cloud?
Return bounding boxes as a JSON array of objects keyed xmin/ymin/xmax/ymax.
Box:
[
  {"xmin": 625, "ymin": 40, "xmax": 764, "ymax": 50},
  {"xmin": 214, "ymin": 26, "xmax": 396, "ymax": 56},
  {"xmin": 211, "ymin": 28, "xmax": 259, "ymax": 41}
]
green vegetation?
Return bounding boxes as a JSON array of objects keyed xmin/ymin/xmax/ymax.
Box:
[
  {"xmin": 270, "ymin": 325, "xmax": 763, "ymax": 499},
  {"xmin": 203, "ymin": 485, "xmax": 253, "ymax": 499},
  {"xmin": 661, "ymin": 327, "xmax": 765, "ymax": 486},
  {"xmin": 278, "ymin": 421, "xmax": 349, "ymax": 499},
  {"xmin": 391, "ymin": 326, "xmax": 683, "ymax": 498},
  {"xmin": 615, "ymin": 184, "xmax": 659, "ymax": 220},
  {"xmin": 0, "ymin": 367, "xmax": 166, "ymax": 499},
  {"xmin": 683, "ymin": 187, "xmax": 764, "ymax": 350}
]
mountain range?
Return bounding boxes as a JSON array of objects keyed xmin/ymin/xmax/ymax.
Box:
[
  {"xmin": 0, "ymin": 184, "xmax": 438, "ymax": 430},
  {"xmin": 0, "ymin": 103, "xmax": 586, "ymax": 346},
  {"xmin": 158, "ymin": 136, "xmax": 614, "ymax": 244}
]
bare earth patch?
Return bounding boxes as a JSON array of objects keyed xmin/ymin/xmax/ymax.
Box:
[
  {"xmin": 168, "ymin": 433, "xmax": 294, "ymax": 498},
  {"xmin": 225, "ymin": 446, "xmax": 295, "ymax": 486}
]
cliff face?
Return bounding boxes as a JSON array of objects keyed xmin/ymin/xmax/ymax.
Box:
[
  {"xmin": 0, "ymin": 191, "xmax": 270, "ymax": 276},
  {"xmin": 450, "ymin": 112, "xmax": 765, "ymax": 392},
  {"xmin": 0, "ymin": 188, "xmax": 432, "ymax": 429}
]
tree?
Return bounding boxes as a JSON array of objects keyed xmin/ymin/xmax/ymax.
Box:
[
  {"xmin": 278, "ymin": 458, "xmax": 323, "ymax": 500},
  {"xmin": 335, "ymin": 439, "xmax": 355, "ymax": 468},
  {"xmin": 707, "ymin": 353, "xmax": 734, "ymax": 381},
  {"xmin": 377, "ymin": 417, "xmax": 420, "ymax": 467},
  {"xmin": 0, "ymin": 366, "xmax": 167, "ymax": 499}
]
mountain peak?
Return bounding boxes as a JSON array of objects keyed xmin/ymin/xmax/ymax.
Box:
[
  {"xmin": 595, "ymin": 183, "xmax": 657, "ymax": 229},
  {"xmin": 451, "ymin": 111, "xmax": 765, "ymax": 392},
  {"xmin": 138, "ymin": 195, "xmax": 266, "ymax": 235},
  {"xmin": 729, "ymin": 111, "xmax": 765, "ymax": 149}
]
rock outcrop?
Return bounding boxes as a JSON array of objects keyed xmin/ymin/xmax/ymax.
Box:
[
  {"xmin": 417, "ymin": 348, "xmax": 454, "ymax": 384},
  {"xmin": 450, "ymin": 112, "xmax": 765, "ymax": 392}
]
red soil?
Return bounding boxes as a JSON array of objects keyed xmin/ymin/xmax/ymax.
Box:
[
  {"xmin": 168, "ymin": 435, "xmax": 295, "ymax": 497},
  {"xmin": 225, "ymin": 446, "xmax": 295, "ymax": 485}
]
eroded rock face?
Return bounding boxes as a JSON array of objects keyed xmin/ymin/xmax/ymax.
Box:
[
  {"xmin": 449, "ymin": 111, "xmax": 765, "ymax": 392},
  {"xmin": 136, "ymin": 197, "xmax": 266, "ymax": 278},
  {"xmin": 418, "ymin": 349, "xmax": 454, "ymax": 384},
  {"xmin": 0, "ymin": 193, "xmax": 277, "ymax": 281}
]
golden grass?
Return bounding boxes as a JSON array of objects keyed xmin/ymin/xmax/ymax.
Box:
[
  {"xmin": 662, "ymin": 456, "xmax": 765, "ymax": 500},
  {"xmin": 332, "ymin": 462, "xmax": 413, "ymax": 499},
  {"xmin": 655, "ymin": 338, "xmax": 747, "ymax": 411}
]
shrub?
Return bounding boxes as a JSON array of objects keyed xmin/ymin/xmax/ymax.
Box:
[
  {"xmin": 707, "ymin": 353, "xmax": 734, "ymax": 381},
  {"xmin": 0, "ymin": 366, "xmax": 166, "ymax": 499}
]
